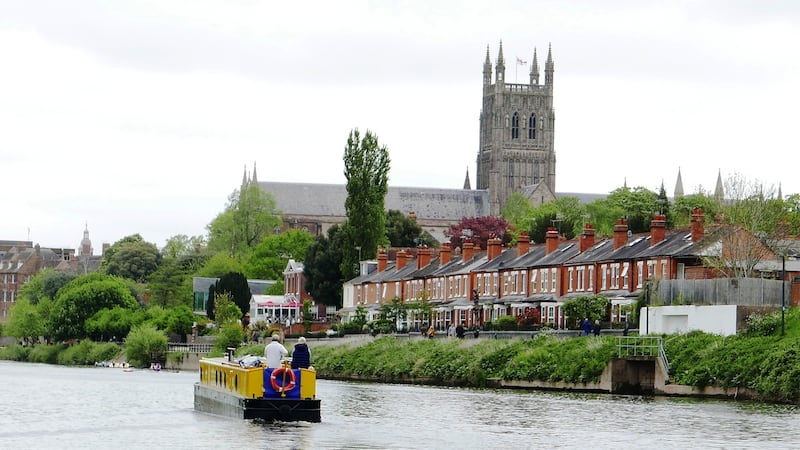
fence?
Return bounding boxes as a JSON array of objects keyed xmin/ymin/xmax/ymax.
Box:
[
  {"xmin": 656, "ymin": 278, "xmax": 789, "ymax": 307},
  {"xmin": 616, "ymin": 335, "xmax": 670, "ymax": 372},
  {"xmin": 167, "ymin": 343, "xmax": 213, "ymax": 354}
]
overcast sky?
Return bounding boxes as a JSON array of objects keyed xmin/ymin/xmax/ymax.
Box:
[{"xmin": 2, "ymin": 0, "xmax": 798, "ymax": 251}]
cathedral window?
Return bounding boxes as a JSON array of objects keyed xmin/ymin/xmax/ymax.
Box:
[
  {"xmin": 511, "ymin": 112, "xmax": 520, "ymax": 139},
  {"xmin": 528, "ymin": 114, "xmax": 536, "ymax": 139}
]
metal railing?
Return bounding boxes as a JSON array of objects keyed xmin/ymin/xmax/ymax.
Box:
[
  {"xmin": 167, "ymin": 343, "xmax": 213, "ymax": 354},
  {"xmin": 616, "ymin": 336, "xmax": 670, "ymax": 372}
]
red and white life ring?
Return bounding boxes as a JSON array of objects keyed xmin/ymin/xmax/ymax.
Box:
[{"xmin": 269, "ymin": 367, "xmax": 297, "ymax": 394}]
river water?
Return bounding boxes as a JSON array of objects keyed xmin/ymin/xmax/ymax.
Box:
[{"xmin": 1, "ymin": 360, "xmax": 798, "ymax": 449}]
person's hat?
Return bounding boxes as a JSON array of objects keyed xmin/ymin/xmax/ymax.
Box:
[
  {"xmin": 271, "ymin": 334, "xmax": 280, "ymax": 341},
  {"xmin": 298, "ymin": 337, "xmax": 306, "ymax": 343}
]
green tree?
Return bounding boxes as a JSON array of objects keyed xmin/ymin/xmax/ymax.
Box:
[
  {"xmin": 673, "ymin": 192, "xmax": 721, "ymax": 228},
  {"xmin": 124, "ymin": 324, "xmax": 168, "ymax": 368},
  {"xmin": 385, "ymin": 209, "xmax": 434, "ymax": 248},
  {"xmin": 161, "ymin": 234, "xmax": 206, "ymax": 259},
  {"xmin": 5, "ymin": 298, "xmax": 45, "ymax": 343},
  {"xmin": 244, "ymin": 229, "xmax": 314, "ymax": 280},
  {"xmin": 605, "ymin": 186, "xmax": 659, "ymax": 233},
  {"xmin": 341, "ymin": 129, "xmax": 391, "ymax": 281},
  {"xmin": 147, "ymin": 257, "xmax": 193, "ymax": 308},
  {"xmin": 102, "ymin": 234, "xmax": 161, "ymax": 283},
  {"xmin": 526, "ymin": 196, "xmax": 585, "ymax": 242},
  {"xmin": 212, "ymin": 292, "xmax": 243, "ymax": 326},
  {"xmin": 49, "ymin": 273, "xmax": 139, "ymax": 342},
  {"xmin": 85, "ymin": 306, "xmax": 145, "ymax": 342},
  {"xmin": 562, "ymin": 295, "xmax": 610, "ymax": 328},
  {"xmin": 501, "ymin": 193, "xmax": 536, "ymax": 242},
  {"xmin": 214, "ymin": 272, "xmax": 252, "ymax": 318},
  {"xmin": 302, "ymin": 300, "xmax": 314, "ymax": 334},
  {"xmin": 165, "ymin": 305, "xmax": 196, "ymax": 339},
  {"xmin": 196, "ymin": 252, "xmax": 244, "ymax": 279},
  {"xmin": 206, "ymin": 183, "xmax": 282, "ymax": 258},
  {"xmin": 17, "ymin": 269, "xmax": 76, "ymax": 305},
  {"xmin": 304, "ymin": 224, "xmax": 345, "ymax": 307}
]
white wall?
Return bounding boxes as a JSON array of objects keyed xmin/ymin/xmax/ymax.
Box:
[{"xmin": 640, "ymin": 305, "xmax": 738, "ymax": 336}]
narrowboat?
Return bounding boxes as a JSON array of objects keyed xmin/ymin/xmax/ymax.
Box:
[{"xmin": 193, "ymin": 351, "xmax": 321, "ymax": 422}]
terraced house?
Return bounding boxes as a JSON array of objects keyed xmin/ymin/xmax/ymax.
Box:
[{"xmin": 340, "ymin": 209, "xmax": 799, "ymax": 332}]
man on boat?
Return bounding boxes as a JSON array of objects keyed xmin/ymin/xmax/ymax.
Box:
[
  {"xmin": 291, "ymin": 336, "xmax": 311, "ymax": 369},
  {"xmin": 265, "ymin": 334, "xmax": 288, "ymax": 368}
]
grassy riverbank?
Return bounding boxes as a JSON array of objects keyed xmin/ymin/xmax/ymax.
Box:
[{"xmin": 309, "ymin": 308, "xmax": 800, "ymax": 403}]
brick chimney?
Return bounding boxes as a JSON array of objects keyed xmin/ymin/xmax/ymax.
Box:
[
  {"xmin": 417, "ymin": 246, "xmax": 432, "ymax": 269},
  {"xmin": 462, "ymin": 241, "xmax": 475, "ymax": 261},
  {"xmin": 439, "ymin": 242, "xmax": 452, "ymax": 265},
  {"xmin": 396, "ymin": 249, "xmax": 408, "ymax": 270},
  {"xmin": 517, "ymin": 232, "xmax": 530, "ymax": 255},
  {"xmin": 377, "ymin": 248, "xmax": 387, "ymax": 272},
  {"xmin": 487, "ymin": 236, "xmax": 502, "ymax": 261},
  {"xmin": 546, "ymin": 227, "xmax": 559, "ymax": 254},
  {"xmin": 408, "ymin": 211, "xmax": 417, "ymax": 222},
  {"xmin": 691, "ymin": 208, "xmax": 705, "ymax": 242},
  {"xmin": 613, "ymin": 219, "xmax": 628, "ymax": 249},
  {"xmin": 579, "ymin": 223, "xmax": 595, "ymax": 252},
  {"xmin": 650, "ymin": 214, "xmax": 666, "ymax": 245}
]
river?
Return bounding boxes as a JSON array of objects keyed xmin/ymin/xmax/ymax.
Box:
[{"xmin": 0, "ymin": 361, "xmax": 798, "ymax": 449}]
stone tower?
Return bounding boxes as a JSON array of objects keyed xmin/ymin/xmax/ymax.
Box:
[{"xmin": 477, "ymin": 41, "xmax": 556, "ymax": 215}]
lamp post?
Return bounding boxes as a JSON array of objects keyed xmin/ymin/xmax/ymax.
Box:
[{"xmin": 354, "ymin": 246, "xmax": 362, "ymax": 275}]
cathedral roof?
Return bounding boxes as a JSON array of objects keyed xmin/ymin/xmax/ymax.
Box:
[{"xmin": 257, "ymin": 181, "xmax": 490, "ymax": 222}]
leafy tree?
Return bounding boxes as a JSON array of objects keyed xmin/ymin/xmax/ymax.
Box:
[
  {"xmin": 584, "ymin": 197, "xmax": 626, "ymax": 237},
  {"xmin": 102, "ymin": 234, "xmax": 161, "ymax": 282},
  {"xmin": 213, "ymin": 324, "xmax": 244, "ymax": 354},
  {"xmin": 206, "ymin": 183, "xmax": 282, "ymax": 258},
  {"xmin": 562, "ymin": 295, "xmax": 610, "ymax": 328},
  {"xmin": 341, "ymin": 129, "xmax": 391, "ymax": 281},
  {"xmin": 501, "ymin": 193, "xmax": 535, "ymax": 242},
  {"xmin": 6, "ymin": 298, "xmax": 45, "ymax": 343},
  {"xmin": 378, "ymin": 296, "xmax": 407, "ymax": 332},
  {"xmin": 196, "ymin": 252, "xmax": 244, "ymax": 278},
  {"xmin": 266, "ymin": 280, "xmax": 284, "ymax": 295},
  {"xmin": 526, "ymin": 196, "xmax": 585, "ymax": 242},
  {"xmin": 304, "ymin": 224, "xmax": 345, "ymax": 307},
  {"xmin": 124, "ymin": 324, "xmax": 167, "ymax": 368},
  {"xmin": 161, "ymin": 234, "xmax": 206, "ymax": 259},
  {"xmin": 605, "ymin": 186, "xmax": 660, "ymax": 233},
  {"xmin": 206, "ymin": 284, "xmax": 217, "ymax": 320},
  {"xmin": 214, "ymin": 272, "xmax": 252, "ymax": 318},
  {"xmin": 212, "ymin": 292, "xmax": 243, "ymax": 326},
  {"xmin": 244, "ymin": 229, "xmax": 314, "ymax": 280},
  {"xmin": 85, "ymin": 306, "xmax": 145, "ymax": 342},
  {"xmin": 165, "ymin": 305, "xmax": 196, "ymax": 339},
  {"xmin": 673, "ymin": 192, "xmax": 722, "ymax": 228},
  {"xmin": 445, "ymin": 216, "xmax": 512, "ymax": 250},
  {"xmin": 49, "ymin": 273, "xmax": 139, "ymax": 341},
  {"xmin": 147, "ymin": 257, "xmax": 193, "ymax": 308},
  {"xmin": 302, "ymin": 300, "xmax": 314, "ymax": 334},
  {"xmin": 385, "ymin": 209, "xmax": 434, "ymax": 248},
  {"xmin": 17, "ymin": 269, "xmax": 76, "ymax": 305}
]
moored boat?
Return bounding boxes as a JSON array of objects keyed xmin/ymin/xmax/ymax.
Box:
[{"xmin": 193, "ymin": 352, "xmax": 321, "ymax": 422}]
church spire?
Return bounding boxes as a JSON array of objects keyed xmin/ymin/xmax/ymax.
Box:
[
  {"xmin": 778, "ymin": 182, "xmax": 783, "ymax": 201},
  {"xmin": 544, "ymin": 43, "xmax": 554, "ymax": 88},
  {"xmin": 530, "ymin": 47, "xmax": 540, "ymax": 86},
  {"xmin": 251, "ymin": 161, "xmax": 258, "ymax": 184},
  {"xmin": 483, "ymin": 45, "xmax": 492, "ymax": 86},
  {"xmin": 674, "ymin": 167, "xmax": 684, "ymax": 198},
  {"xmin": 714, "ymin": 169, "xmax": 724, "ymax": 202},
  {"xmin": 495, "ymin": 40, "xmax": 505, "ymax": 85},
  {"xmin": 241, "ymin": 164, "xmax": 249, "ymax": 190},
  {"xmin": 463, "ymin": 167, "xmax": 471, "ymax": 190}
]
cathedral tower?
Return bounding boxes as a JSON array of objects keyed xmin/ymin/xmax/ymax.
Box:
[{"xmin": 477, "ymin": 42, "xmax": 556, "ymax": 215}]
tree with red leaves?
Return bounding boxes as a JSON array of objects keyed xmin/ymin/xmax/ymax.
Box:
[{"xmin": 445, "ymin": 216, "xmax": 513, "ymax": 250}]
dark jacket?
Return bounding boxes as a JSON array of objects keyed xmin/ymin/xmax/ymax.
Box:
[{"xmin": 291, "ymin": 343, "xmax": 311, "ymax": 369}]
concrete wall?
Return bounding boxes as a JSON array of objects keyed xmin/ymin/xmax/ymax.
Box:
[{"xmin": 640, "ymin": 305, "xmax": 738, "ymax": 336}]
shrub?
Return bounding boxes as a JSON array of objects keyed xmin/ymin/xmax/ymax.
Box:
[
  {"xmin": 494, "ymin": 315, "xmax": 518, "ymax": 331},
  {"xmin": 0, "ymin": 344, "xmax": 31, "ymax": 361},
  {"xmin": 125, "ymin": 324, "xmax": 167, "ymax": 368},
  {"xmin": 57, "ymin": 340, "xmax": 96, "ymax": 365},
  {"xmin": 741, "ymin": 312, "xmax": 780, "ymax": 337},
  {"xmin": 213, "ymin": 324, "xmax": 244, "ymax": 354},
  {"xmin": 29, "ymin": 344, "xmax": 66, "ymax": 364}
]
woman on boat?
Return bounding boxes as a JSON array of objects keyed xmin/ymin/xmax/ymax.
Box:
[{"xmin": 291, "ymin": 337, "xmax": 311, "ymax": 369}]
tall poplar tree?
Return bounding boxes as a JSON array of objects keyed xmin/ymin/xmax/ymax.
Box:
[{"xmin": 341, "ymin": 129, "xmax": 390, "ymax": 281}]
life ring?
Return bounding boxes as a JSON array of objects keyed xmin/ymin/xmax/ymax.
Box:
[{"xmin": 270, "ymin": 367, "xmax": 297, "ymax": 394}]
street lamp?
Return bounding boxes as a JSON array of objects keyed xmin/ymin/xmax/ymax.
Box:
[
  {"xmin": 354, "ymin": 246, "xmax": 362, "ymax": 275},
  {"xmin": 781, "ymin": 254, "xmax": 786, "ymax": 336}
]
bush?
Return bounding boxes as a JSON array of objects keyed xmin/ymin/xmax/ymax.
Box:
[
  {"xmin": 741, "ymin": 312, "xmax": 780, "ymax": 337},
  {"xmin": 213, "ymin": 324, "xmax": 244, "ymax": 354},
  {"xmin": 125, "ymin": 324, "xmax": 167, "ymax": 368},
  {"xmin": 0, "ymin": 344, "xmax": 31, "ymax": 361},
  {"xmin": 29, "ymin": 344, "xmax": 66, "ymax": 364},
  {"xmin": 494, "ymin": 315, "xmax": 518, "ymax": 331},
  {"xmin": 57, "ymin": 340, "xmax": 96, "ymax": 365}
]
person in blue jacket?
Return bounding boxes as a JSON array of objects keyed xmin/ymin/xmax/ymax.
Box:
[
  {"xmin": 291, "ymin": 337, "xmax": 311, "ymax": 369},
  {"xmin": 582, "ymin": 318, "xmax": 592, "ymax": 336}
]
